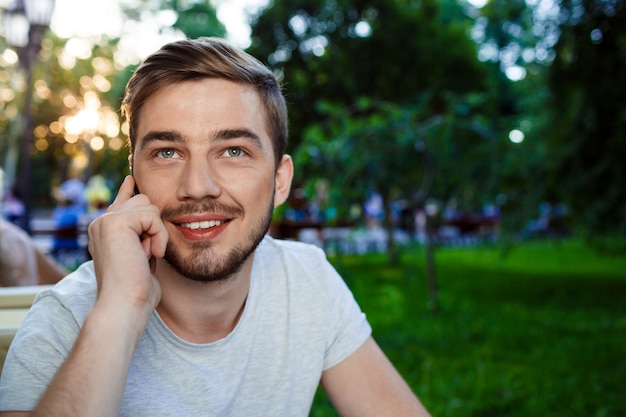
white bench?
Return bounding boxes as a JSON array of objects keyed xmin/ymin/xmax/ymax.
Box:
[{"xmin": 0, "ymin": 285, "xmax": 52, "ymax": 371}]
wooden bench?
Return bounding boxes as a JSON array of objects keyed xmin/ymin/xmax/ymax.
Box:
[{"xmin": 0, "ymin": 285, "xmax": 52, "ymax": 372}]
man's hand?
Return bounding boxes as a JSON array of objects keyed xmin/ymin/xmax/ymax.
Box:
[
  {"xmin": 87, "ymin": 175, "xmax": 169, "ymax": 322},
  {"xmin": 16, "ymin": 176, "xmax": 171, "ymax": 417}
]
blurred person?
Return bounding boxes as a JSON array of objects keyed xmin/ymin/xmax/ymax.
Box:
[
  {"xmin": 0, "ymin": 218, "xmax": 67, "ymax": 287},
  {"xmin": 1, "ymin": 185, "xmax": 25, "ymax": 226},
  {"xmin": 364, "ymin": 191, "xmax": 385, "ymax": 228},
  {"xmin": 50, "ymin": 179, "xmax": 89, "ymax": 256},
  {"xmin": 80, "ymin": 175, "xmax": 113, "ymax": 261},
  {"xmin": 0, "ymin": 37, "xmax": 430, "ymax": 417},
  {"xmin": 84, "ymin": 175, "xmax": 112, "ymax": 215},
  {"xmin": 58, "ymin": 177, "xmax": 87, "ymax": 211},
  {"xmin": 81, "ymin": 174, "xmax": 112, "ymax": 230}
]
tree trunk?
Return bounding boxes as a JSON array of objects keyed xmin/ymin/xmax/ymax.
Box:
[
  {"xmin": 382, "ymin": 194, "xmax": 399, "ymax": 265},
  {"xmin": 425, "ymin": 215, "xmax": 438, "ymax": 310}
]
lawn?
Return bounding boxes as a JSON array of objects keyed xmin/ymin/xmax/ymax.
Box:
[{"xmin": 311, "ymin": 238, "xmax": 626, "ymax": 416}]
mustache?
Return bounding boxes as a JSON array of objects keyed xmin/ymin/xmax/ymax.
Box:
[{"xmin": 161, "ymin": 200, "xmax": 243, "ymax": 221}]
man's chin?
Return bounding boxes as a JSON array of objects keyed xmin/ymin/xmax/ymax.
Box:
[
  {"xmin": 162, "ymin": 203, "xmax": 272, "ymax": 283},
  {"xmin": 164, "ymin": 244, "xmax": 248, "ymax": 283}
]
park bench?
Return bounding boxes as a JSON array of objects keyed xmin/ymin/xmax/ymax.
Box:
[{"xmin": 0, "ymin": 285, "xmax": 52, "ymax": 373}]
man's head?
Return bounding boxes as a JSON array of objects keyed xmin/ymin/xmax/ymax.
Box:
[
  {"xmin": 122, "ymin": 38, "xmax": 294, "ymax": 283},
  {"xmin": 122, "ymin": 37, "xmax": 288, "ymax": 168}
]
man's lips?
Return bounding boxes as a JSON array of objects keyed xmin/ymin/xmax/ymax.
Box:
[
  {"xmin": 179, "ymin": 219, "xmax": 229, "ymax": 230},
  {"xmin": 167, "ymin": 214, "xmax": 233, "ymax": 240},
  {"xmin": 171, "ymin": 213, "xmax": 232, "ymax": 228}
]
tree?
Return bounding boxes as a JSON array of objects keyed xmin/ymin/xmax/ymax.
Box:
[
  {"xmin": 120, "ymin": 0, "xmax": 225, "ymax": 40},
  {"xmin": 295, "ymin": 90, "xmax": 498, "ymax": 308},
  {"xmin": 248, "ymin": 0, "xmax": 500, "ymax": 217},
  {"xmin": 248, "ymin": 0, "xmax": 488, "ymax": 152},
  {"xmin": 465, "ymin": 0, "xmax": 561, "ymax": 234},
  {"xmin": 0, "ymin": 33, "xmax": 126, "ymax": 207},
  {"xmin": 547, "ymin": 0, "xmax": 626, "ymax": 244}
]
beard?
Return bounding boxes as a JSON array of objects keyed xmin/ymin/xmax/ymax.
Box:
[{"xmin": 161, "ymin": 194, "xmax": 274, "ymax": 283}]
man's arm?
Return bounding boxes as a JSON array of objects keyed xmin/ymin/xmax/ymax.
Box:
[
  {"xmin": 0, "ymin": 177, "xmax": 168, "ymax": 417},
  {"xmin": 0, "ymin": 307, "xmax": 142, "ymax": 417},
  {"xmin": 321, "ymin": 336, "xmax": 431, "ymax": 417},
  {"xmin": 0, "ymin": 294, "xmax": 148, "ymax": 417},
  {"xmin": 34, "ymin": 303, "xmax": 146, "ymax": 417}
]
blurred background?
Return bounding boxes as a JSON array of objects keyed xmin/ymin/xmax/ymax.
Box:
[{"xmin": 1, "ymin": 0, "xmax": 624, "ymax": 415}]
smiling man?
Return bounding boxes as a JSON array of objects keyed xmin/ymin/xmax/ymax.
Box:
[
  {"xmin": 0, "ymin": 38, "xmax": 431, "ymax": 417},
  {"xmin": 132, "ymin": 78, "xmax": 281, "ymax": 285}
]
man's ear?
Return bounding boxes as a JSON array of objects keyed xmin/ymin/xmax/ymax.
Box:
[{"xmin": 274, "ymin": 154, "xmax": 294, "ymax": 208}]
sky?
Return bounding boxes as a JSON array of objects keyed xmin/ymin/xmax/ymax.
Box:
[{"xmin": 49, "ymin": 0, "xmax": 269, "ymax": 60}]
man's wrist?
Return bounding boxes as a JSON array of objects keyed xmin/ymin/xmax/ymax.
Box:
[{"xmin": 87, "ymin": 300, "xmax": 151, "ymax": 348}]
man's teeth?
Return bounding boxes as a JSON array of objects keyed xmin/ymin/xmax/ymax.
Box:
[{"xmin": 181, "ymin": 220, "xmax": 224, "ymax": 230}]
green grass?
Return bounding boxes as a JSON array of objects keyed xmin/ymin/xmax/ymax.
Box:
[{"xmin": 310, "ymin": 239, "xmax": 626, "ymax": 417}]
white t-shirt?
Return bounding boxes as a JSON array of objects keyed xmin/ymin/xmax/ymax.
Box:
[{"xmin": 0, "ymin": 236, "xmax": 371, "ymax": 416}]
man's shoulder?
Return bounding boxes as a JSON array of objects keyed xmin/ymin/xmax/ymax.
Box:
[
  {"xmin": 260, "ymin": 235, "xmax": 326, "ymax": 260},
  {"xmin": 33, "ymin": 261, "xmax": 97, "ymax": 315},
  {"xmin": 255, "ymin": 236, "xmax": 339, "ymax": 291}
]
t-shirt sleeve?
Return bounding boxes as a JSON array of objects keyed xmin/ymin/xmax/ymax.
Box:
[
  {"xmin": 0, "ymin": 293, "xmax": 80, "ymax": 411},
  {"xmin": 320, "ymin": 259, "xmax": 372, "ymax": 370}
]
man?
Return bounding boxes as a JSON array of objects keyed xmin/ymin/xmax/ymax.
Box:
[{"xmin": 0, "ymin": 37, "xmax": 430, "ymax": 416}]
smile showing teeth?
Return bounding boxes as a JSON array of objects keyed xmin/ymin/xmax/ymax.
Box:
[{"xmin": 181, "ymin": 220, "xmax": 225, "ymax": 230}]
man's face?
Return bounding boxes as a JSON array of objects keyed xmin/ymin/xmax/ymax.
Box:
[{"xmin": 132, "ymin": 78, "xmax": 292, "ymax": 282}]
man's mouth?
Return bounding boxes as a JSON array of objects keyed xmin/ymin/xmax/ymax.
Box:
[{"xmin": 180, "ymin": 219, "xmax": 229, "ymax": 230}]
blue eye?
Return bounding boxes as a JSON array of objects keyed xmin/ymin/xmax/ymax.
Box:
[
  {"xmin": 157, "ymin": 149, "xmax": 179, "ymax": 159},
  {"xmin": 224, "ymin": 147, "xmax": 244, "ymax": 157}
]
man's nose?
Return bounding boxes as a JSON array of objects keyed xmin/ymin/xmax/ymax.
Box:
[{"xmin": 177, "ymin": 158, "xmax": 222, "ymax": 201}]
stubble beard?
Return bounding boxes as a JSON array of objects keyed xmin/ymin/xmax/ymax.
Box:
[{"xmin": 162, "ymin": 195, "xmax": 275, "ymax": 283}]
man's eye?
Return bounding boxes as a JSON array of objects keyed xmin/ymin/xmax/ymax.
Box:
[
  {"xmin": 156, "ymin": 149, "xmax": 179, "ymax": 159},
  {"xmin": 224, "ymin": 147, "xmax": 244, "ymax": 158}
]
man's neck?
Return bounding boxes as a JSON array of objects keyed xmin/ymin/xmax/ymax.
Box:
[{"xmin": 153, "ymin": 256, "xmax": 253, "ymax": 344}]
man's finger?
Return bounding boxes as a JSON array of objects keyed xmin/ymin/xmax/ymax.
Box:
[{"xmin": 108, "ymin": 176, "xmax": 136, "ymax": 211}]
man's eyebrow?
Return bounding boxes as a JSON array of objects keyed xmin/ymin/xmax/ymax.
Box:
[
  {"xmin": 214, "ymin": 129, "xmax": 264, "ymax": 150},
  {"xmin": 137, "ymin": 128, "xmax": 265, "ymax": 150},
  {"xmin": 137, "ymin": 130, "xmax": 184, "ymax": 151}
]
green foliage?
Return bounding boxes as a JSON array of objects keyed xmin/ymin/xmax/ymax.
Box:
[
  {"xmin": 249, "ymin": 0, "xmax": 488, "ymax": 152},
  {"xmin": 293, "ymin": 92, "xmax": 507, "ymax": 218},
  {"xmin": 171, "ymin": 2, "xmax": 225, "ymax": 39},
  {"xmin": 310, "ymin": 239, "xmax": 626, "ymax": 415},
  {"xmin": 295, "ymin": 98, "xmax": 427, "ymax": 208},
  {"xmin": 249, "ymin": 0, "xmax": 565, "ymax": 240},
  {"xmin": 119, "ymin": 0, "xmax": 226, "ymax": 39},
  {"xmin": 249, "ymin": 0, "xmax": 538, "ymax": 252},
  {"xmin": 547, "ymin": 0, "xmax": 626, "ymax": 238}
]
